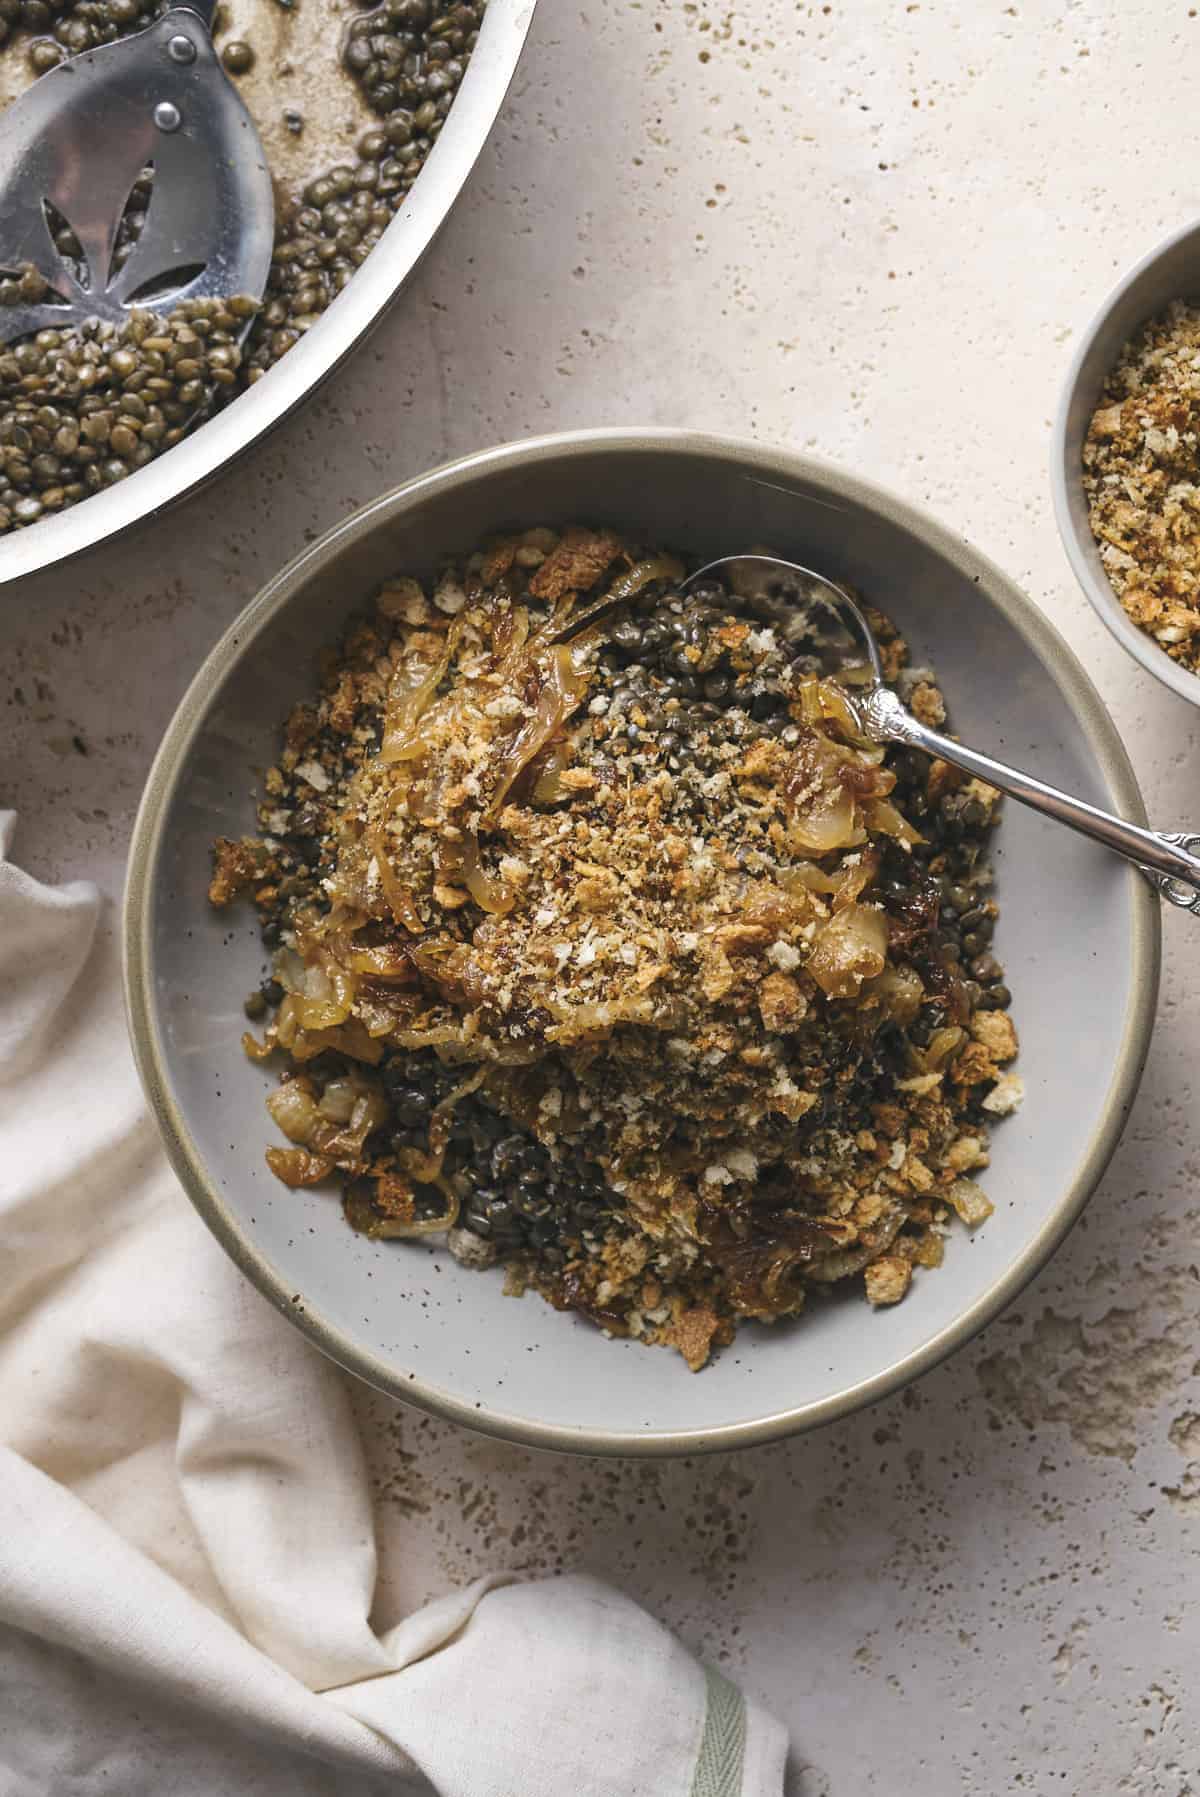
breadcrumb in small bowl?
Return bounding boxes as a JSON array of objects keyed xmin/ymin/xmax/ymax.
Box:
[{"xmin": 1053, "ymin": 215, "xmax": 1200, "ymax": 709}]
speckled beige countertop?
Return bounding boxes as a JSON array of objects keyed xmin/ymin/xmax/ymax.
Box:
[{"xmin": 4, "ymin": 3, "xmax": 1200, "ymax": 1792}]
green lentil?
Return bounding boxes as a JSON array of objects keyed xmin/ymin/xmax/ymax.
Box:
[{"xmin": 220, "ymin": 37, "xmax": 253, "ymax": 73}]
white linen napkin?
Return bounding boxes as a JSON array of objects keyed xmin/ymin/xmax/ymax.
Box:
[{"xmin": 0, "ymin": 812, "xmax": 786, "ymax": 1796}]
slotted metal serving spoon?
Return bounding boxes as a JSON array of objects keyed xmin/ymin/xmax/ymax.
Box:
[
  {"xmin": 0, "ymin": 0, "xmax": 273, "ymax": 345},
  {"xmin": 685, "ymin": 553, "xmax": 1200, "ymax": 917}
]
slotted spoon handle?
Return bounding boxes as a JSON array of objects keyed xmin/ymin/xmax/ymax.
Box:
[{"xmin": 862, "ymin": 685, "xmax": 1200, "ymax": 915}]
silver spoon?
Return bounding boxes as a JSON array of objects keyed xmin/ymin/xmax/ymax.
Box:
[
  {"xmin": 685, "ymin": 553, "xmax": 1200, "ymax": 917},
  {"xmin": 0, "ymin": 0, "xmax": 273, "ymax": 345}
]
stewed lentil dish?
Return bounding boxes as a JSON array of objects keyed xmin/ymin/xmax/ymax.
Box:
[
  {"xmin": 0, "ymin": 0, "xmax": 482, "ymax": 532},
  {"xmin": 210, "ymin": 527, "xmax": 1021, "ymax": 1368}
]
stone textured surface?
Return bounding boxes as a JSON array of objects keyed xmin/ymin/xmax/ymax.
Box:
[{"xmin": 4, "ymin": 3, "xmax": 1200, "ymax": 1791}]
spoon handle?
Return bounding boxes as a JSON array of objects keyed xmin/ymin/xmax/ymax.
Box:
[{"xmin": 861, "ymin": 686, "xmax": 1200, "ymax": 915}]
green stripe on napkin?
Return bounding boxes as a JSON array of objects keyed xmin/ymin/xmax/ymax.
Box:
[{"xmin": 691, "ymin": 1664, "xmax": 747, "ymax": 1797}]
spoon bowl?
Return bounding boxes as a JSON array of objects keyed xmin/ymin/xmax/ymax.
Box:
[
  {"xmin": 686, "ymin": 552, "xmax": 885, "ymax": 685},
  {"xmin": 689, "ymin": 553, "xmax": 1200, "ymax": 918},
  {"xmin": 0, "ymin": 0, "xmax": 273, "ymax": 345}
]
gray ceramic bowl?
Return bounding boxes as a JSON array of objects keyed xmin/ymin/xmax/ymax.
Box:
[
  {"xmin": 125, "ymin": 430, "xmax": 1160, "ymax": 1456},
  {"xmin": 1053, "ymin": 217, "xmax": 1200, "ymax": 709}
]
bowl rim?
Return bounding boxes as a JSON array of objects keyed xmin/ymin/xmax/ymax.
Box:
[
  {"xmin": 0, "ymin": 0, "xmax": 538, "ymax": 589},
  {"xmin": 124, "ymin": 426, "xmax": 1162, "ymax": 1457},
  {"xmin": 1051, "ymin": 214, "xmax": 1200, "ymax": 711}
]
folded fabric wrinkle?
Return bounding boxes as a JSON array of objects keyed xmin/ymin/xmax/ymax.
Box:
[{"xmin": 0, "ymin": 811, "xmax": 786, "ymax": 1797}]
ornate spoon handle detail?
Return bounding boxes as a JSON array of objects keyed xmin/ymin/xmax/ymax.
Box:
[
  {"xmin": 860, "ymin": 686, "xmax": 1200, "ymax": 917},
  {"xmin": 683, "ymin": 554, "xmax": 1200, "ymax": 920}
]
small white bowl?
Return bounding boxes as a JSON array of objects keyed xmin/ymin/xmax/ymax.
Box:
[{"xmin": 1052, "ymin": 217, "xmax": 1200, "ymax": 710}]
